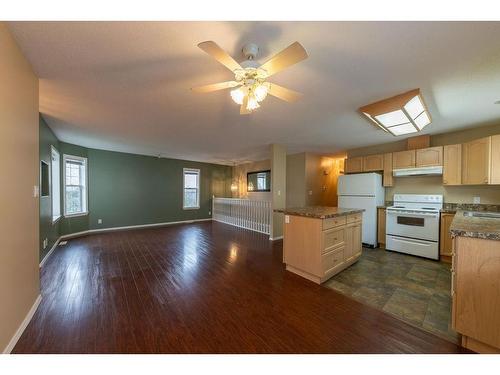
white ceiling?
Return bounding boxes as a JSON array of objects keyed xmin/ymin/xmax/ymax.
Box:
[{"xmin": 8, "ymin": 21, "xmax": 500, "ymax": 164}]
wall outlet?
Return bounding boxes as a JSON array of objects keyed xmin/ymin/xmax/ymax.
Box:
[
  {"xmin": 277, "ymin": 190, "xmax": 281, "ymax": 196},
  {"xmin": 285, "ymin": 215, "xmax": 290, "ymax": 224},
  {"xmin": 43, "ymin": 238, "xmax": 47, "ymax": 249},
  {"xmin": 208, "ymin": 210, "xmax": 211, "ymax": 215},
  {"xmin": 473, "ymin": 196, "xmax": 481, "ymax": 204},
  {"xmin": 308, "ymin": 190, "xmax": 313, "ymax": 195},
  {"xmin": 97, "ymin": 218, "xmax": 102, "ymax": 224},
  {"xmin": 33, "ymin": 185, "xmax": 39, "ymax": 198}
]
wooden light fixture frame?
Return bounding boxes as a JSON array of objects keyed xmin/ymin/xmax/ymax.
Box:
[{"xmin": 359, "ymin": 88, "xmax": 432, "ymax": 135}]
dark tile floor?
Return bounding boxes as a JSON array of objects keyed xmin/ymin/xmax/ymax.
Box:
[{"xmin": 325, "ymin": 247, "xmax": 459, "ymax": 343}]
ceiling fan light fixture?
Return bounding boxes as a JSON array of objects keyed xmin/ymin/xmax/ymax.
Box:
[
  {"xmin": 254, "ymin": 83, "xmax": 269, "ymax": 102},
  {"xmin": 359, "ymin": 89, "xmax": 432, "ymax": 136},
  {"xmin": 230, "ymin": 87, "xmax": 245, "ymax": 105},
  {"xmin": 246, "ymin": 95, "xmax": 260, "ymax": 111}
]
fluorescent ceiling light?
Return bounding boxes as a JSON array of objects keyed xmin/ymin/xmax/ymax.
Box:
[{"xmin": 359, "ymin": 89, "xmax": 432, "ymax": 136}]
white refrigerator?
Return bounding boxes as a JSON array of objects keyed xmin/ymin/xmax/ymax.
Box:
[{"xmin": 337, "ymin": 173, "xmax": 385, "ymax": 247}]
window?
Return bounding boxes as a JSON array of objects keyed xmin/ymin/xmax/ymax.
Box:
[
  {"xmin": 183, "ymin": 168, "xmax": 200, "ymax": 209},
  {"xmin": 63, "ymin": 154, "xmax": 88, "ymax": 216},
  {"xmin": 40, "ymin": 161, "xmax": 50, "ymax": 197},
  {"xmin": 51, "ymin": 146, "xmax": 61, "ymax": 222}
]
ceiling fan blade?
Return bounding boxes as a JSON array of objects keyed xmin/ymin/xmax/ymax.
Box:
[
  {"xmin": 240, "ymin": 96, "xmax": 251, "ymax": 115},
  {"xmin": 198, "ymin": 41, "xmax": 242, "ymax": 72},
  {"xmin": 259, "ymin": 42, "xmax": 308, "ymax": 78},
  {"xmin": 191, "ymin": 81, "xmax": 239, "ymax": 93},
  {"xmin": 268, "ymin": 83, "xmax": 303, "ymax": 102}
]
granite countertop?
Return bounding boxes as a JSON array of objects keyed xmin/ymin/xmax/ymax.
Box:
[
  {"xmin": 450, "ymin": 210, "xmax": 500, "ymax": 241},
  {"xmin": 275, "ymin": 206, "xmax": 364, "ymax": 219},
  {"xmin": 441, "ymin": 203, "xmax": 500, "ymax": 214}
]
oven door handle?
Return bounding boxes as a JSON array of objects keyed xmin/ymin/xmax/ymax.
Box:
[
  {"xmin": 389, "ymin": 236, "xmax": 435, "ymax": 246},
  {"xmin": 386, "ymin": 210, "xmax": 439, "ymax": 218}
]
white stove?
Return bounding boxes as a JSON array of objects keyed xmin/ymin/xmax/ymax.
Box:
[{"xmin": 386, "ymin": 194, "xmax": 443, "ymax": 260}]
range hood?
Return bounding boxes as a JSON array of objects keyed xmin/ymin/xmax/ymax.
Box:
[{"xmin": 393, "ymin": 166, "xmax": 443, "ymax": 177}]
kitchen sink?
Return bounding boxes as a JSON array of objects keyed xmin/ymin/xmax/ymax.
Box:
[{"xmin": 463, "ymin": 211, "xmax": 500, "ymax": 219}]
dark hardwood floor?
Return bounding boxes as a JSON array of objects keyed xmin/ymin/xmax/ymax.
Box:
[{"xmin": 14, "ymin": 221, "xmax": 469, "ymax": 353}]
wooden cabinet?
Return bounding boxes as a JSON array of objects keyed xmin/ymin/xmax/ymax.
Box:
[
  {"xmin": 452, "ymin": 236, "xmax": 500, "ymax": 353},
  {"xmin": 462, "ymin": 137, "xmax": 491, "ymax": 185},
  {"xmin": 439, "ymin": 213, "xmax": 454, "ymax": 261},
  {"xmin": 344, "ymin": 222, "xmax": 362, "ymax": 262},
  {"xmin": 377, "ymin": 207, "xmax": 386, "ymax": 246},
  {"xmin": 345, "ymin": 157, "xmax": 363, "ymax": 173},
  {"xmin": 416, "ymin": 146, "xmax": 443, "ymax": 167},
  {"xmin": 283, "ymin": 213, "xmax": 362, "ymax": 284},
  {"xmin": 362, "ymin": 154, "xmax": 384, "ymax": 171},
  {"xmin": 392, "ymin": 150, "xmax": 416, "ymax": 169},
  {"xmin": 383, "ymin": 153, "xmax": 393, "ymax": 187},
  {"xmin": 491, "ymin": 135, "xmax": 500, "ymax": 184},
  {"xmin": 443, "ymin": 144, "xmax": 462, "ymax": 185}
]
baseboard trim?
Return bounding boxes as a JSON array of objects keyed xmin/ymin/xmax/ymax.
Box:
[
  {"xmin": 39, "ymin": 239, "xmax": 60, "ymax": 268},
  {"xmin": 40, "ymin": 218, "xmax": 213, "ymax": 267},
  {"xmin": 269, "ymin": 235, "xmax": 283, "ymax": 241},
  {"xmin": 3, "ymin": 294, "xmax": 42, "ymax": 354}
]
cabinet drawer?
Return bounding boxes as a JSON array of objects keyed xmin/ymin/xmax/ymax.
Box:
[
  {"xmin": 322, "ymin": 247, "xmax": 344, "ymax": 273},
  {"xmin": 323, "ymin": 216, "xmax": 347, "ymax": 230},
  {"xmin": 347, "ymin": 213, "xmax": 362, "ymax": 223},
  {"xmin": 323, "ymin": 227, "xmax": 345, "ymax": 253}
]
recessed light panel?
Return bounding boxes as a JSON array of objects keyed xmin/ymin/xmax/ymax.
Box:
[{"xmin": 359, "ymin": 89, "xmax": 432, "ymax": 136}]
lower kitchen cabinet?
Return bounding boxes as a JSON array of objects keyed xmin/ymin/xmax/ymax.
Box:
[
  {"xmin": 377, "ymin": 207, "xmax": 386, "ymax": 247},
  {"xmin": 283, "ymin": 212, "xmax": 362, "ymax": 284},
  {"xmin": 452, "ymin": 236, "xmax": 500, "ymax": 353},
  {"xmin": 439, "ymin": 213, "xmax": 454, "ymax": 262}
]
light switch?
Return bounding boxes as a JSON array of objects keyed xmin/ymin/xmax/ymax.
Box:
[
  {"xmin": 308, "ymin": 190, "xmax": 313, "ymax": 195},
  {"xmin": 33, "ymin": 185, "xmax": 39, "ymax": 197}
]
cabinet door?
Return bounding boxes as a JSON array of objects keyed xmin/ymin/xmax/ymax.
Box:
[
  {"xmin": 345, "ymin": 157, "xmax": 363, "ymax": 173},
  {"xmin": 462, "ymin": 137, "xmax": 491, "ymax": 185},
  {"xmin": 344, "ymin": 224, "xmax": 354, "ymax": 260},
  {"xmin": 440, "ymin": 213, "xmax": 454, "ymax": 256},
  {"xmin": 443, "ymin": 144, "xmax": 462, "ymax": 185},
  {"xmin": 383, "ymin": 153, "xmax": 393, "ymax": 187},
  {"xmin": 363, "ymin": 154, "xmax": 384, "ymax": 171},
  {"xmin": 393, "ymin": 150, "xmax": 416, "ymax": 169},
  {"xmin": 416, "ymin": 146, "xmax": 443, "ymax": 167},
  {"xmin": 453, "ymin": 237, "xmax": 500, "ymax": 349},
  {"xmin": 377, "ymin": 208, "xmax": 386, "ymax": 246},
  {"xmin": 491, "ymin": 135, "xmax": 500, "ymax": 184},
  {"xmin": 352, "ymin": 223, "xmax": 362, "ymax": 257}
]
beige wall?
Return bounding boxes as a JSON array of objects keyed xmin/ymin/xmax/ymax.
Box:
[
  {"xmin": 286, "ymin": 152, "xmax": 344, "ymax": 207},
  {"xmin": 346, "ymin": 123, "xmax": 500, "ymax": 204},
  {"xmin": 271, "ymin": 144, "xmax": 286, "ymax": 239},
  {"xmin": 286, "ymin": 153, "xmax": 306, "ymax": 207},
  {"xmin": 232, "ymin": 159, "xmax": 271, "ymax": 201},
  {"xmin": 0, "ymin": 23, "xmax": 40, "ymax": 352}
]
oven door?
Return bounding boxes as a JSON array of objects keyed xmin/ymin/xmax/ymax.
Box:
[{"xmin": 386, "ymin": 210, "xmax": 439, "ymax": 241}]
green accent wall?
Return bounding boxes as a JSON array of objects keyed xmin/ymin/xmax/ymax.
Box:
[
  {"xmin": 39, "ymin": 116, "xmax": 60, "ymax": 261},
  {"xmin": 58, "ymin": 142, "xmax": 89, "ymax": 235},
  {"xmin": 86, "ymin": 148, "xmax": 232, "ymax": 230},
  {"xmin": 39, "ymin": 116, "xmax": 233, "ymax": 256}
]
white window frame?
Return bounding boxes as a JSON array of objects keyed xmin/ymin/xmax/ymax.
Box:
[
  {"xmin": 63, "ymin": 154, "xmax": 89, "ymax": 218},
  {"xmin": 183, "ymin": 168, "xmax": 200, "ymax": 210},
  {"xmin": 51, "ymin": 146, "xmax": 61, "ymax": 224}
]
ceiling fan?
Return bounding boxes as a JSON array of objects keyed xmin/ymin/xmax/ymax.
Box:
[{"xmin": 191, "ymin": 41, "xmax": 308, "ymax": 114}]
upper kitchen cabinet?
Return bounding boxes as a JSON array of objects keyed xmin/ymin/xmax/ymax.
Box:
[
  {"xmin": 363, "ymin": 154, "xmax": 384, "ymax": 171},
  {"xmin": 345, "ymin": 156, "xmax": 363, "ymax": 173},
  {"xmin": 416, "ymin": 146, "xmax": 443, "ymax": 167},
  {"xmin": 462, "ymin": 137, "xmax": 491, "ymax": 185},
  {"xmin": 443, "ymin": 144, "xmax": 462, "ymax": 185},
  {"xmin": 383, "ymin": 153, "xmax": 393, "ymax": 187},
  {"xmin": 392, "ymin": 150, "xmax": 416, "ymax": 169}
]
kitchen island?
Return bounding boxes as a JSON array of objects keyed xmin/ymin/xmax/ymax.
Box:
[
  {"xmin": 450, "ymin": 211, "xmax": 500, "ymax": 353},
  {"xmin": 275, "ymin": 206, "xmax": 364, "ymax": 284}
]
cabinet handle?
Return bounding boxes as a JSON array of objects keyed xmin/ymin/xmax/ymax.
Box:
[
  {"xmin": 484, "ymin": 178, "xmax": 489, "ymax": 184},
  {"xmin": 443, "ymin": 180, "xmax": 448, "ymax": 184}
]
